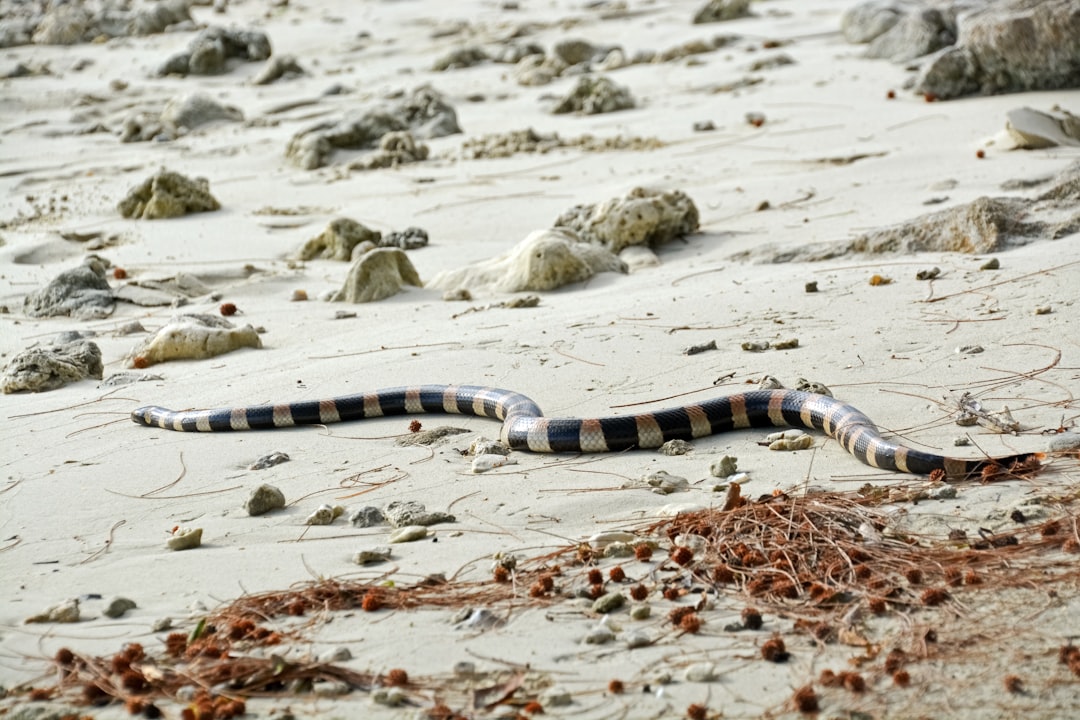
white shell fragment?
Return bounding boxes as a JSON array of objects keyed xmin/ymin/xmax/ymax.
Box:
[
  {"xmin": 305, "ymin": 504, "xmax": 344, "ymax": 526},
  {"xmin": 684, "ymin": 662, "xmax": 719, "ymax": 682},
  {"xmin": 127, "ymin": 313, "xmax": 261, "ymax": 368},
  {"xmin": 589, "ymin": 531, "xmax": 636, "ymax": 548},
  {"xmin": 769, "ymin": 434, "xmax": 814, "ymax": 451},
  {"xmin": 583, "ymin": 625, "xmax": 616, "ymax": 644},
  {"xmin": 471, "ymin": 453, "xmax": 517, "ymax": 473},
  {"xmin": 388, "ymin": 525, "xmax": 429, "ymax": 543},
  {"xmin": 167, "ymin": 527, "xmax": 203, "ymax": 551},
  {"xmin": 26, "ymin": 598, "xmax": 81, "ymax": 624}
]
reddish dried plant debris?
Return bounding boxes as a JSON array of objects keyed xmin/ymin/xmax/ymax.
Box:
[
  {"xmin": 761, "ymin": 635, "xmax": 789, "ymax": 662},
  {"xmin": 409, "ymin": 419, "xmax": 422, "ymax": 433},
  {"xmin": 361, "ymin": 589, "xmax": 384, "ymax": 611},
  {"xmin": 587, "ymin": 568, "xmax": 603, "ymax": 585},
  {"xmin": 609, "ymin": 565, "xmax": 626, "ymax": 582},
  {"xmin": 842, "ymin": 672, "xmax": 866, "ymax": 693},
  {"xmin": 492, "ymin": 565, "xmax": 510, "ymax": 583},
  {"xmin": 523, "ymin": 700, "xmax": 544, "ymax": 714},
  {"xmin": 1003, "ymin": 675, "xmax": 1023, "ymax": 693},
  {"xmin": 976, "ymin": 149, "xmax": 986, "ymax": 159},
  {"xmin": 886, "ymin": 89, "xmax": 896, "ymax": 99},
  {"xmin": 385, "ymin": 668, "xmax": 409, "ymax": 686},
  {"xmin": 741, "ymin": 607, "xmax": 763, "ymax": 630},
  {"xmin": 608, "ymin": 679, "xmax": 625, "ymax": 694},
  {"xmin": 634, "ymin": 544, "xmax": 653, "ymax": 561},
  {"xmin": 792, "ymin": 685, "xmax": 819, "ymax": 713},
  {"xmin": 687, "ymin": 703, "xmax": 708, "ymax": 720},
  {"xmin": 671, "ymin": 545, "xmax": 694, "ymax": 566},
  {"xmin": 679, "ymin": 613, "xmax": 703, "ymax": 634},
  {"xmin": 884, "ymin": 649, "xmax": 907, "ymax": 674},
  {"xmin": 920, "ymin": 587, "xmax": 950, "ymax": 606},
  {"xmin": 893, "ymin": 670, "xmax": 911, "ymax": 687},
  {"xmin": 132, "ymin": 355, "xmax": 150, "ymax": 369},
  {"xmin": 219, "ymin": 302, "xmax": 237, "ymax": 316},
  {"xmin": 711, "ymin": 563, "xmax": 734, "ymax": 584},
  {"xmin": 113, "ymin": 267, "xmax": 128, "ymax": 280}
]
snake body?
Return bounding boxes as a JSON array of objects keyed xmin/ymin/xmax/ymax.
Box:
[{"xmin": 132, "ymin": 384, "xmax": 1039, "ymax": 478}]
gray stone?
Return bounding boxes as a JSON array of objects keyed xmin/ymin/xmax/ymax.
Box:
[
  {"xmin": 2, "ymin": 340, "xmax": 103, "ymax": 393},
  {"xmin": 23, "ymin": 259, "xmax": 113, "ymax": 319}
]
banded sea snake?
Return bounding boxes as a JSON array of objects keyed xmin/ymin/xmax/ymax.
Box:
[{"xmin": 131, "ymin": 385, "xmax": 1042, "ymax": 479}]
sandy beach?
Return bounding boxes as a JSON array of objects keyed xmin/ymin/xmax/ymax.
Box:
[{"xmin": 2, "ymin": 0, "xmax": 1079, "ymax": 718}]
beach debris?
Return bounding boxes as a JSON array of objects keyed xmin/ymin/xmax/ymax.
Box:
[
  {"xmin": 9, "ymin": 0, "xmax": 193, "ymax": 47},
  {"xmin": 846, "ymin": 0, "xmax": 1080, "ymax": 99},
  {"xmin": 245, "ymin": 484, "xmax": 286, "ymax": 516},
  {"xmin": 554, "ymin": 187, "xmax": 700, "ymax": 254},
  {"xmin": 23, "ymin": 257, "xmax": 114, "ymax": 319},
  {"xmin": 113, "ymin": 271, "xmax": 214, "ymax": 306},
  {"xmin": 388, "ymin": 525, "xmax": 429, "ymax": 543},
  {"xmin": 469, "ymin": 437, "xmax": 509, "ymax": 457},
  {"xmin": 693, "ymin": 0, "xmax": 751, "ymax": 24},
  {"xmin": 956, "ymin": 393, "xmax": 1020, "ymax": 435},
  {"xmin": 741, "ymin": 340, "xmax": 770, "ymax": 352},
  {"xmin": 167, "ymin": 527, "xmax": 203, "ymax": 551},
  {"xmin": 1004, "ymin": 106, "xmax": 1080, "ymax": 149},
  {"xmin": 1048, "ymin": 432, "xmax": 1080, "ymax": 453},
  {"xmin": 126, "ymin": 313, "xmax": 261, "ymax": 368},
  {"xmin": 459, "ymin": 128, "xmax": 663, "ymax": 159},
  {"xmin": 296, "ymin": 218, "xmax": 382, "ymax": 261},
  {"xmin": 916, "ymin": 266, "xmax": 941, "ymax": 280},
  {"xmin": 382, "ymin": 226, "xmax": 429, "ymax": 250},
  {"xmin": 249, "ymin": 451, "xmax": 290, "ymax": 471},
  {"xmin": 659, "ymin": 439, "xmax": 692, "ymax": 456},
  {"xmin": 383, "ymin": 501, "xmax": 455, "ymax": 528},
  {"xmin": 330, "ymin": 248, "xmax": 422, "ymax": 303},
  {"xmin": 710, "ymin": 455, "xmax": 739, "ymax": 478},
  {"xmin": 684, "ymin": 340, "xmax": 717, "ymax": 356},
  {"xmin": 552, "ymin": 75, "xmax": 635, "ymax": 115},
  {"xmin": 795, "ymin": 378, "xmax": 832, "ymax": 396},
  {"xmin": 103, "ymin": 597, "xmax": 137, "ymax": 619},
  {"xmin": 397, "ymin": 425, "xmax": 470, "ymax": 447},
  {"xmin": 285, "ymin": 86, "xmax": 460, "ymax": 169},
  {"xmin": 26, "ymin": 599, "xmax": 81, "ymax": 624},
  {"xmin": 353, "ymin": 545, "xmax": 392, "ymax": 565},
  {"xmin": 472, "ymin": 454, "xmax": 517, "ymax": 473},
  {"xmin": 767, "ymin": 430, "xmax": 813, "ymax": 451},
  {"xmin": 121, "ymin": 91, "xmax": 243, "ymax": 142},
  {"xmin": 349, "ymin": 506, "xmax": 386, "ymax": 528},
  {"xmin": 2, "ymin": 339, "xmax": 103, "ymax": 393},
  {"xmin": 348, "ymin": 130, "xmax": 430, "ymax": 171},
  {"xmin": 117, "ymin": 169, "xmax": 220, "ymax": 219},
  {"xmin": 642, "ymin": 470, "xmax": 690, "ymax": 494},
  {"xmin": 251, "ymin": 54, "xmax": 306, "ymax": 85},
  {"xmin": 429, "ymin": 228, "xmax": 625, "ymax": 294},
  {"xmin": 305, "ymin": 504, "xmax": 344, "ymax": 526},
  {"xmin": 432, "ymin": 45, "xmax": 489, "ymax": 71},
  {"xmin": 158, "ymin": 26, "xmax": 272, "ymax": 76}
]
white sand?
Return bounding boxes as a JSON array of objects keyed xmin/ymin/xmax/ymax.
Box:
[{"xmin": 2, "ymin": 0, "xmax": 1079, "ymax": 717}]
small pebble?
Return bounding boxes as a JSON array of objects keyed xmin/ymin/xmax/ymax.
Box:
[
  {"xmin": 103, "ymin": 597, "xmax": 137, "ymax": 619},
  {"xmin": 1034, "ymin": 305, "xmax": 1052, "ymax": 315},
  {"xmin": 472, "ymin": 453, "xmax": 516, "ymax": 472},
  {"xmin": 583, "ymin": 625, "xmax": 616, "ymax": 645},
  {"xmin": 953, "ymin": 437, "xmax": 971, "ymax": 447},
  {"xmin": 468, "ymin": 437, "xmax": 509, "ymax": 456},
  {"xmin": 1048, "ymin": 432, "xmax": 1080, "ymax": 452},
  {"xmin": 167, "ymin": 527, "xmax": 203, "ymax": 550},
  {"xmin": 384, "ymin": 500, "xmax": 454, "ymax": 527},
  {"xmin": 152, "ymin": 617, "xmax": 173, "ymax": 632},
  {"xmin": 741, "ymin": 340, "xmax": 770, "ymax": 352},
  {"xmin": 630, "ymin": 604, "xmax": 652, "ymax": 620},
  {"xmin": 291, "ymin": 289, "xmax": 308, "ymax": 301},
  {"xmin": 956, "ymin": 344, "xmax": 984, "ymax": 354},
  {"xmin": 692, "ymin": 120, "xmax": 715, "ymax": 132},
  {"xmin": 929, "ymin": 486, "xmax": 958, "ymax": 500},
  {"xmin": 320, "ymin": 647, "xmax": 352, "ymax": 663},
  {"xmin": 980, "ymin": 258, "xmax": 1000, "ymax": 270},
  {"xmin": 758, "ymin": 375, "xmax": 784, "ymax": 389},
  {"xmin": 684, "ymin": 340, "xmax": 717, "ymax": 356},
  {"xmin": 592, "ymin": 592, "xmax": 625, "ymax": 614},
  {"xmin": 542, "ymin": 688, "xmax": 573, "ymax": 707},
  {"xmin": 795, "ymin": 378, "xmax": 832, "ymax": 396},
  {"xmin": 916, "ymin": 267, "xmax": 941, "ymax": 280},
  {"xmin": 388, "ymin": 525, "xmax": 429, "ymax": 543},
  {"xmin": 349, "ymin": 506, "xmax": 386, "ymax": 528},
  {"xmin": 804, "ymin": 281, "xmax": 818, "ymax": 293},
  {"xmin": 249, "ymin": 451, "xmax": 290, "ymax": 470},
  {"xmin": 684, "ymin": 662, "xmax": 718, "ymax": 682},
  {"xmin": 869, "ymin": 274, "xmax": 891, "ymax": 286},
  {"xmin": 643, "ymin": 470, "xmax": 689, "ymax": 494},
  {"xmin": 603, "ymin": 542, "xmax": 634, "ymax": 558},
  {"xmin": 353, "ymin": 545, "xmax": 392, "ymax": 565},
  {"xmin": 658, "ymin": 438, "xmax": 692, "ymax": 455},
  {"xmin": 372, "ymin": 687, "xmax": 406, "ymax": 706},
  {"xmin": 625, "ymin": 629, "xmax": 652, "ymax": 648},
  {"xmin": 245, "ymin": 483, "xmax": 285, "ymax": 516},
  {"xmin": 773, "ymin": 337, "xmax": 799, "ymax": 350},
  {"xmin": 590, "ymin": 531, "xmax": 636, "ymax": 548},
  {"xmin": 334, "ymin": 310, "xmax": 357, "ymax": 319},
  {"xmin": 709, "ymin": 455, "xmax": 738, "ymax": 478}
]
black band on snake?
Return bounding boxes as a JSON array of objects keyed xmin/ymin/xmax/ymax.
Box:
[{"xmin": 131, "ymin": 384, "xmax": 1041, "ymax": 479}]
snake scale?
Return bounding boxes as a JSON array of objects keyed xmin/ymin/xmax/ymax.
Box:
[{"xmin": 131, "ymin": 384, "xmax": 1041, "ymax": 479}]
